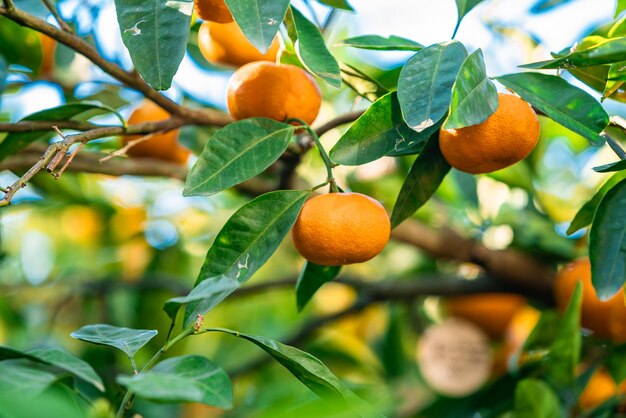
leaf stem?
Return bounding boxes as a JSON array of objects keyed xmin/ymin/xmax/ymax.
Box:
[
  {"xmin": 603, "ymin": 132, "xmax": 626, "ymax": 160},
  {"xmin": 451, "ymin": 19, "xmax": 461, "ymax": 39},
  {"xmin": 286, "ymin": 118, "xmax": 338, "ymax": 192}
]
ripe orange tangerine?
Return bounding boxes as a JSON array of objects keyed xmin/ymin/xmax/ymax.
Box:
[
  {"xmin": 194, "ymin": 0, "xmax": 233, "ymax": 23},
  {"xmin": 439, "ymin": 93, "xmax": 540, "ymax": 174},
  {"xmin": 227, "ymin": 62, "xmax": 322, "ymax": 125},
  {"xmin": 291, "ymin": 193, "xmax": 391, "ymax": 266}
]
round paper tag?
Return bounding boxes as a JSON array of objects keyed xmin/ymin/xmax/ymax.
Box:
[{"xmin": 417, "ymin": 318, "xmax": 492, "ymax": 397}]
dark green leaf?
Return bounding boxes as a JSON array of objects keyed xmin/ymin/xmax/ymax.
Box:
[
  {"xmin": 330, "ymin": 93, "xmax": 429, "ymax": 165},
  {"xmin": 184, "ymin": 119, "xmax": 294, "ymax": 196},
  {"xmin": 0, "ymin": 345, "xmax": 42, "ymax": 362},
  {"xmin": 118, "ymin": 355, "xmax": 232, "ymax": 408},
  {"xmin": 208, "ymin": 328, "xmax": 383, "ymax": 417},
  {"xmin": 295, "ymin": 262, "xmax": 341, "ymax": 312},
  {"xmin": 590, "ymin": 179, "xmax": 626, "ymax": 300},
  {"xmin": 390, "ymin": 136, "xmax": 451, "ymax": 228},
  {"xmin": 567, "ymin": 171, "xmax": 626, "ymax": 235},
  {"xmin": 316, "ymin": 0, "xmax": 353, "ymax": 11},
  {"xmin": 114, "ymin": 0, "xmax": 193, "ymax": 90},
  {"xmin": 547, "ymin": 282, "xmax": 582, "ymax": 388},
  {"xmin": 166, "ymin": 190, "xmax": 309, "ymax": 326},
  {"xmin": 522, "ymin": 38, "xmax": 626, "ymax": 70},
  {"xmin": 340, "ymin": 62, "xmax": 389, "ymax": 102},
  {"xmin": 0, "ymin": 361, "xmax": 57, "ymax": 397},
  {"xmin": 0, "ymin": 103, "xmax": 124, "ymax": 161},
  {"xmin": 594, "ymin": 159, "xmax": 626, "ymax": 173},
  {"xmin": 224, "ymin": 0, "xmax": 290, "ymax": 53},
  {"xmin": 337, "ymin": 35, "xmax": 422, "ymax": 51},
  {"xmin": 454, "ymin": 0, "xmax": 485, "ymax": 36},
  {"xmin": 70, "ymin": 324, "xmax": 157, "ymax": 358},
  {"xmin": 607, "ymin": 344, "xmax": 626, "ymax": 384},
  {"xmin": 444, "ymin": 49, "xmax": 498, "ymax": 129},
  {"xmin": 27, "ymin": 347, "xmax": 104, "ymax": 391},
  {"xmin": 496, "ymin": 72, "xmax": 609, "ymax": 144},
  {"xmin": 0, "ymin": 18, "xmax": 43, "ymax": 71},
  {"xmin": 522, "ymin": 310, "xmax": 560, "ymax": 352},
  {"xmin": 398, "ymin": 41, "xmax": 468, "ymax": 132},
  {"xmin": 514, "ymin": 379, "xmax": 561, "ymax": 418},
  {"xmin": 287, "ymin": 7, "xmax": 341, "ymax": 88},
  {"xmin": 603, "ymin": 62, "xmax": 626, "ymax": 100}
]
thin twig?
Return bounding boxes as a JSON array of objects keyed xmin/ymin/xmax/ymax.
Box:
[
  {"xmin": 99, "ymin": 133, "xmax": 157, "ymax": 163},
  {"xmin": 55, "ymin": 141, "xmax": 85, "ymax": 178},
  {"xmin": 41, "ymin": 0, "xmax": 72, "ymax": 32}
]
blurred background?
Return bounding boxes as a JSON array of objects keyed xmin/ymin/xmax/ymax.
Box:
[{"xmin": 1, "ymin": 0, "xmax": 625, "ymax": 417}]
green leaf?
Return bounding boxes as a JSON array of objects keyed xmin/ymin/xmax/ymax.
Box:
[
  {"xmin": 514, "ymin": 379, "xmax": 561, "ymax": 418},
  {"xmin": 287, "ymin": 7, "xmax": 341, "ymax": 88},
  {"xmin": 603, "ymin": 62, "xmax": 626, "ymax": 100},
  {"xmin": 547, "ymin": 282, "xmax": 582, "ymax": 388},
  {"xmin": 337, "ymin": 35, "xmax": 422, "ymax": 51},
  {"xmin": 454, "ymin": 0, "xmax": 485, "ymax": 36},
  {"xmin": 0, "ymin": 361, "xmax": 57, "ymax": 397},
  {"xmin": 114, "ymin": 0, "xmax": 193, "ymax": 90},
  {"xmin": 27, "ymin": 347, "xmax": 104, "ymax": 392},
  {"xmin": 594, "ymin": 159, "xmax": 626, "ymax": 173},
  {"xmin": 340, "ymin": 62, "xmax": 389, "ymax": 102},
  {"xmin": 330, "ymin": 93, "xmax": 429, "ymax": 165},
  {"xmin": 208, "ymin": 328, "xmax": 383, "ymax": 417},
  {"xmin": 315, "ymin": 0, "xmax": 353, "ymax": 11},
  {"xmin": 522, "ymin": 38, "xmax": 626, "ymax": 70},
  {"xmin": 0, "ymin": 55, "xmax": 7, "ymax": 107},
  {"xmin": 117, "ymin": 355, "xmax": 232, "ymax": 408},
  {"xmin": 224, "ymin": 0, "xmax": 290, "ymax": 53},
  {"xmin": 618, "ymin": 0, "xmax": 626, "ymax": 17},
  {"xmin": 0, "ymin": 102, "xmax": 124, "ymax": 161},
  {"xmin": 590, "ymin": 179, "xmax": 626, "ymax": 300},
  {"xmin": 184, "ymin": 119, "xmax": 294, "ymax": 196},
  {"xmin": 567, "ymin": 171, "xmax": 626, "ymax": 235},
  {"xmin": 398, "ymin": 41, "xmax": 468, "ymax": 132},
  {"xmin": 295, "ymin": 262, "xmax": 341, "ymax": 312},
  {"xmin": 607, "ymin": 344, "xmax": 626, "ymax": 385},
  {"xmin": 444, "ymin": 49, "xmax": 498, "ymax": 129},
  {"xmin": 187, "ymin": 22, "xmax": 231, "ymax": 72},
  {"xmin": 522, "ymin": 310, "xmax": 560, "ymax": 352},
  {"xmin": 70, "ymin": 324, "xmax": 158, "ymax": 358},
  {"xmin": 496, "ymin": 72, "xmax": 609, "ymax": 144},
  {"xmin": 390, "ymin": 136, "xmax": 451, "ymax": 228},
  {"xmin": 166, "ymin": 190, "xmax": 309, "ymax": 326},
  {"xmin": 0, "ymin": 18, "xmax": 43, "ymax": 72}
]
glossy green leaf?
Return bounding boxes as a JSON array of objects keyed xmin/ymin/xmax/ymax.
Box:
[
  {"xmin": 118, "ymin": 355, "xmax": 232, "ymax": 408},
  {"xmin": 165, "ymin": 190, "xmax": 309, "ymax": 326},
  {"xmin": 27, "ymin": 347, "xmax": 104, "ymax": 391},
  {"xmin": 547, "ymin": 282, "xmax": 581, "ymax": 388},
  {"xmin": 208, "ymin": 328, "xmax": 383, "ymax": 417},
  {"xmin": 444, "ymin": 49, "xmax": 498, "ymax": 129},
  {"xmin": 184, "ymin": 119, "xmax": 294, "ymax": 196},
  {"xmin": 0, "ymin": 18, "xmax": 43, "ymax": 72},
  {"xmin": 330, "ymin": 93, "xmax": 429, "ymax": 165},
  {"xmin": 594, "ymin": 159, "xmax": 626, "ymax": 173},
  {"xmin": 567, "ymin": 171, "xmax": 626, "ymax": 235},
  {"xmin": 315, "ymin": 0, "xmax": 353, "ymax": 11},
  {"xmin": 390, "ymin": 136, "xmax": 451, "ymax": 228},
  {"xmin": 337, "ymin": 35, "xmax": 423, "ymax": 51},
  {"xmin": 522, "ymin": 38, "xmax": 626, "ymax": 70},
  {"xmin": 70, "ymin": 324, "xmax": 158, "ymax": 358},
  {"xmin": 224, "ymin": 0, "xmax": 290, "ymax": 53},
  {"xmin": 607, "ymin": 344, "xmax": 626, "ymax": 385},
  {"xmin": 496, "ymin": 72, "xmax": 609, "ymax": 143},
  {"xmin": 514, "ymin": 379, "xmax": 561, "ymax": 418},
  {"xmin": 296, "ymin": 262, "xmax": 341, "ymax": 312},
  {"xmin": 618, "ymin": 0, "xmax": 626, "ymax": 17},
  {"xmin": 590, "ymin": 179, "xmax": 626, "ymax": 300},
  {"xmin": 114, "ymin": 0, "xmax": 193, "ymax": 90},
  {"xmin": 0, "ymin": 361, "xmax": 57, "ymax": 397},
  {"xmin": 398, "ymin": 41, "xmax": 468, "ymax": 132},
  {"xmin": 287, "ymin": 7, "xmax": 341, "ymax": 88},
  {"xmin": 603, "ymin": 62, "xmax": 626, "ymax": 100},
  {"xmin": 454, "ymin": 0, "xmax": 485, "ymax": 37},
  {"xmin": 340, "ymin": 62, "xmax": 389, "ymax": 102},
  {"xmin": 0, "ymin": 102, "xmax": 124, "ymax": 161}
]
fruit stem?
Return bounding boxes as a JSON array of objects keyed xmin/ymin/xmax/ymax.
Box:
[{"xmin": 286, "ymin": 118, "xmax": 338, "ymax": 192}]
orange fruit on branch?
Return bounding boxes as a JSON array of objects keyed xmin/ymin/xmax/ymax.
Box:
[
  {"xmin": 194, "ymin": 0, "xmax": 233, "ymax": 23},
  {"xmin": 198, "ymin": 21, "xmax": 279, "ymax": 67},
  {"xmin": 227, "ymin": 62, "xmax": 322, "ymax": 125},
  {"xmin": 123, "ymin": 101, "xmax": 190, "ymax": 164},
  {"xmin": 291, "ymin": 193, "xmax": 391, "ymax": 266},
  {"xmin": 439, "ymin": 93, "xmax": 540, "ymax": 174},
  {"xmin": 579, "ymin": 369, "xmax": 618, "ymax": 410},
  {"xmin": 554, "ymin": 258, "xmax": 621, "ymax": 339}
]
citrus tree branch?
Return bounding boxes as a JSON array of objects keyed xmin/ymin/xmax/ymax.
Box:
[{"xmin": 41, "ymin": 0, "xmax": 71, "ymax": 32}]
